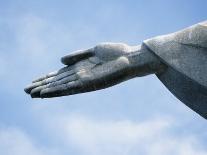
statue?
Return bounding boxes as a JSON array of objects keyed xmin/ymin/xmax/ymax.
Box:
[{"xmin": 25, "ymin": 21, "xmax": 207, "ymax": 119}]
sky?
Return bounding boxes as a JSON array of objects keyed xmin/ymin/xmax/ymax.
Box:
[{"xmin": 0, "ymin": 0, "xmax": 207, "ymax": 154}]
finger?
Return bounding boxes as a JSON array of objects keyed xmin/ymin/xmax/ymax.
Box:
[
  {"xmin": 88, "ymin": 56, "xmax": 103, "ymax": 65},
  {"xmin": 25, "ymin": 82, "xmax": 45, "ymax": 94},
  {"xmin": 30, "ymin": 74, "xmax": 78, "ymax": 98},
  {"xmin": 48, "ymin": 74, "xmax": 77, "ymax": 88},
  {"xmin": 40, "ymin": 81, "xmax": 82, "ymax": 98},
  {"xmin": 34, "ymin": 69, "xmax": 75, "ymax": 89},
  {"xmin": 25, "ymin": 69, "xmax": 75, "ymax": 94},
  {"xmin": 32, "ymin": 71, "xmax": 58, "ymax": 83},
  {"xmin": 32, "ymin": 66, "xmax": 71, "ymax": 83},
  {"xmin": 30, "ymin": 85, "xmax": 48, "ymax": 98},
  {"xmin": 61, "ymin": 48, "xmax": 94, "ymax": 65}
]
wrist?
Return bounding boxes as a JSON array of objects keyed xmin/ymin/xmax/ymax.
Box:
[{"xmin": 126, "ymin": 44, "xmax": 166, "ymax": 77}]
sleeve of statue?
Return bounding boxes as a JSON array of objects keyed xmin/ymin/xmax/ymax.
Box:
[{"xmin": 143, "ymin": 21, "xmax": 207, "ymax": 119}]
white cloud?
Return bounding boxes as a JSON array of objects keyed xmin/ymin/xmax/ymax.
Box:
[
  {"xmin": 0, "ymin": 114, "xmax": 206, "ymax": 155},
  {"xmin": 0, "ymin": 14, "xmax": 71, "ymax": 95},
  {"xmin": 39, "ymin": 114, "xmax": 207, "ymax": 155},
  {"xmin": 12, "ymin": 14, "xmax": 62, "ymax": 69},
  {"xmin": 0, "ymin": 127, "xmax": 58, "ymax": 155}
]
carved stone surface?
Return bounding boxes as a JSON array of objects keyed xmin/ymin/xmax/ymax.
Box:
[
  {"xmin": 144, "ymin": 21, "xmax": 207, "ymax": 119},
  {"xmin": 25, "ymin": 21, "xmax": 207, "ymax": 119}
]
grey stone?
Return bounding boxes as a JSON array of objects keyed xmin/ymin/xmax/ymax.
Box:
[
  {"xmin": 144, "ymin": 21, "xmax": 207, "ymax": 119},
  {"xmin": 25, "ymin": 21, "xmax": 207, "ymax": 119}
]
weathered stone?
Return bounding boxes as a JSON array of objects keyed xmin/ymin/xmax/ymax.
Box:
[{"xmin": 25, "ymin": 21, "xmax": 207, "ymax": 119}]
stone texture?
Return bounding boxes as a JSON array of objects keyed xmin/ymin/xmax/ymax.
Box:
[
  {"xmin": 144, "ymin": 21, "xmax": 207, "ymax": 119},
  {"xmin": 25, "ymin": 21, "xmax": 207, "ymax": 119}
]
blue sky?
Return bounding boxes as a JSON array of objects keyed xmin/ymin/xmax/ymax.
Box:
[{"xmin": 0, "ymin": 0, "xmax": 207, "ymax": 154}]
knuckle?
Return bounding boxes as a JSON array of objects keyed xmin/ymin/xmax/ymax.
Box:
[{"xmin": 117, "ymin": 56, "xmax": 130, "ymax": 66}]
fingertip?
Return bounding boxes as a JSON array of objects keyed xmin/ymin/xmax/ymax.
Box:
[
  {"xmin": 24, "ymin": 84, "xmax": 35, "ymax": 94},
  {"xmin": 40, "ymin": 88, "xmax": 50, "ymax": 98},
  {"xmin": 61, "ymin": 55, "xmax": 76, "ymax": 66},
  {"xmin": 30, "ymin": 90, "xmax": 40, "ymax": 98},
  {"xmin": 24, "ymin": 87, "xmax": 30, "ymax": 94},
  {"xmin": 60, "ymin": 56, "xmax": 66, "ymax": 65}
]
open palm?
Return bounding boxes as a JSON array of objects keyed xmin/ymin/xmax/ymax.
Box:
[{"xmin": 25, "ymin": 43, "xmax": 133, "ymax": 98}]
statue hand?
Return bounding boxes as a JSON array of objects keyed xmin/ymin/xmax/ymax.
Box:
[{"xmin": 25, "ymin": 43, "xmax": 134, "ymax": 98}]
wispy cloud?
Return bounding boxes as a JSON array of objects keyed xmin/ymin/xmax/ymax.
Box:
[
  {"xmin": 0, "ymin": 127, "xmax": 59, "ymax": 155},
  {"xmin": 0, "ymin": 14, "xmax": 73, "ymax": 95},
  {"xmin": 1, "ymin": 114, "xmax": 206, "ymax": 155},
  {"xmin": 34, "ymin": 114, "xmax": 207, "ymax": 155}
]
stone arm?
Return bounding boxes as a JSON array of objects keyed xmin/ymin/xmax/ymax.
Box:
[
  {"xmin": 24, "ymin": 43, "xmax": 166, "ymax": 98},
  {"xmin": 24, "ymin": 21, "xmax": 207, "ymax": 119}
]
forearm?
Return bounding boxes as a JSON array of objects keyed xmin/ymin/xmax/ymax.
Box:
[{"xmin": 126, "ymin": 44, "xmax": 167, "ymax": 77}]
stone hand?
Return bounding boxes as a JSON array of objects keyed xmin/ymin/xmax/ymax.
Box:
[{"xmin": 25, "ymin": 43, "xmax": 135, "ymax": 98}]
